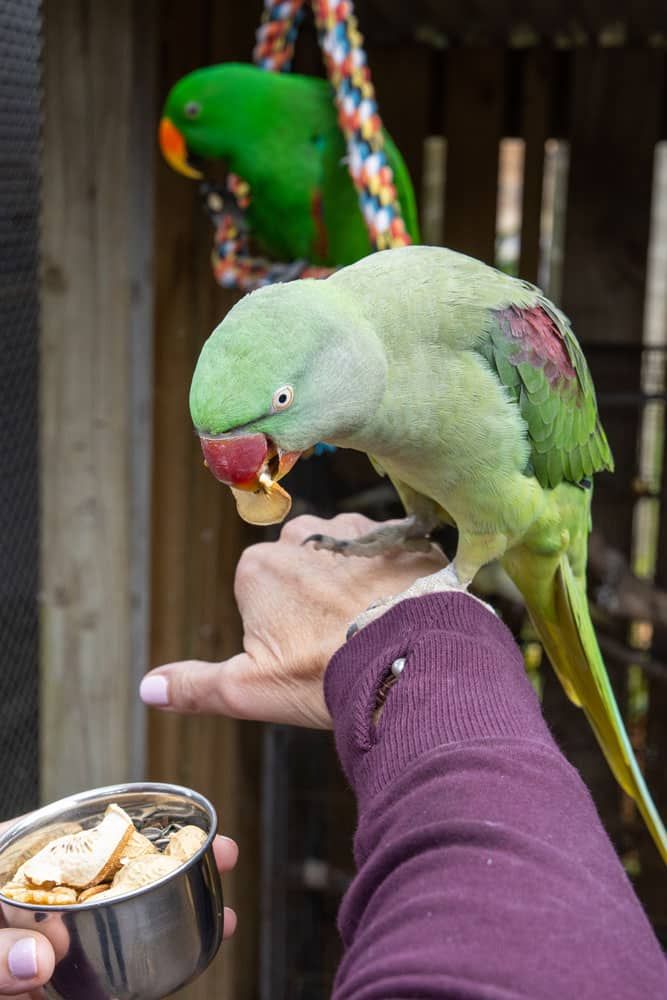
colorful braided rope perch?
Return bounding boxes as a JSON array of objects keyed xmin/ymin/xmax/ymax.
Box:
[{"xmin": 206, "ymin": 0, "xmax": 412, "ymax": 291}]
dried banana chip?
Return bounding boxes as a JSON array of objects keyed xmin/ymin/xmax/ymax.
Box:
[
  {"xmin": 19, "ymin": 804, "xmax": 135, "ymax": 890},
  {"xmin": 231, "ymin": 481, "xmax": 291, "ymax": 526},
  {"xmin": 78, "ymin": 883, "xmax": 112, "ymax": 903},
  {"xmin": 119, "ymin": 831, "xmax": 159, "ymax": 866},
  {"xmin": 164, "ymin": 825, "xmax": 206, "ymax": 863},
  {"xmin": 111, "ymin": 853, "xmax": 181, "ymax": 892},
  {"xmin": 0, "ymin": 823, "xmax": 82, "ymax": 879},
  {"xmin": 2, "ymin": 884, "xmax": 77, "ymax": 906}
]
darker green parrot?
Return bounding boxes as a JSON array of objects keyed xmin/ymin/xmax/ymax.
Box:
[{"xmin": 158, "ymin": 62, "xmax": 420, "ymax": 266}]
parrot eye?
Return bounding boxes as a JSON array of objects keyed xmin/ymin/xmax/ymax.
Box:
[
  {"xmin": 272, "ymin": 385, "xmax": 294, "ymax": 412},
  {"xmin": 184, "ymin": 101, "xmax": 201, "ymax": 119}
]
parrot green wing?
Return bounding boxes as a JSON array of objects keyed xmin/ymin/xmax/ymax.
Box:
[{"xmin": 478, "ymin": 296, "xmax": 614, "ymax": 489}]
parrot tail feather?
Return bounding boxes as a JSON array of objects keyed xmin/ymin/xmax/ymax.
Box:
[{"xmin": 528, "ymin": 556, "xmax": 667, "ymax": 865}]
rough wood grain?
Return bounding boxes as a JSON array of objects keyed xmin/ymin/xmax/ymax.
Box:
[
  {"xmin": 40, "ymin": 0, "xmax": 154, "ymax": 798},
  {"xmin": 518, "ymin": 49, "xmax": 553, "ymax": 283},
  {"xmin": 366, "ymin": 43, "xmax": 433, "ymax": 220},
  {"xmin": 562, "ymin": 49, "xmax": 663, "ymax": 555},
  {"xmin": 356, "ymin": 0, "xmax": 667, "ymax": 44},
  {"xmin": 150, "ymin": 2, "xmax": 262, "ymax": 997}
]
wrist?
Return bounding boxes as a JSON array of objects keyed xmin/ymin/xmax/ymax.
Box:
[{"xmin": 325, "ymin": 592, "xmax": 556, "ymax": 807}]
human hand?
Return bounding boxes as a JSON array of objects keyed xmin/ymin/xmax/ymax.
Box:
[
  {"xmin": 140, "ymin": 514, "xmax": 446, "ymax": 728},
  {"xmin": 0, "ymin": 825, "xmax": 238, "ymax": 999}
]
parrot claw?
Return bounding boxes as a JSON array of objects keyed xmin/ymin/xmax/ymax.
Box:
[
  {"xmin": 304, "ymin": 533, "xmax": 354, "ymax": 555},
  {"xmin": 303, "ymin": 515, "xmax": 437, "ymax": 558}
]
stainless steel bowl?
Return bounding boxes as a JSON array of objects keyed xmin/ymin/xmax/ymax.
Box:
[{"xmin": 0, "ymin": 782, "xmax": 224, "ymax": 1000}]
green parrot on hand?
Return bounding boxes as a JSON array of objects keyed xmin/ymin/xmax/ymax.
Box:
[
  {"xmin": 158, "ymin": 62, "xmax": 420, "ymax": 266},
  {"xmin": 189, "ymin": 245, "xmax": 667, "ymax": 863}
]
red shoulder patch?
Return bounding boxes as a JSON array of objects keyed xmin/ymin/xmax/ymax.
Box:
[{"xmin": 496, "ymin": 305, "xmax": 576, "ymax": 386}]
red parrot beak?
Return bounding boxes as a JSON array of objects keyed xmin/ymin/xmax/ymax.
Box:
[
  {"xmin": 199, "ymin": 433, "xmax": 302, "ymax": 526},
  {"xmin": 159, "ymin": 117, "xmax": 203, "ymax": 180},
  {"xmin": 199, "ymin": 433, "xmax": 302, "ymax": 490}
]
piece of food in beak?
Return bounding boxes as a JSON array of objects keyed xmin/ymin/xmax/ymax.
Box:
[
  {"xmin": 231, "ymin": 480, "xmax": 292, "ymax": 526},
  {"xmin": 199, "ymin": 433, "xmax": 301, "ymax": 526}
]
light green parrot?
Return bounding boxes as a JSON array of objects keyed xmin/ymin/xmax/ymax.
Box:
[{"xmin": 189, "ymin": 245, "xmax": 667, "ymax": 863}]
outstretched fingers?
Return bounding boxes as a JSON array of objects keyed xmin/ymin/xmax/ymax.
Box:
[
  {"xmin": 140, "ymin": 654, "xmax": 327, "ymax": 727},
  {"xmin": 140, "ymin": 655, "xmax": 253, "ymax": 719}
]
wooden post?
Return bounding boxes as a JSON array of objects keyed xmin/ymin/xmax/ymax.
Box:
[
  {"xmin": 518, "ymin": 49, "xmax": 553, "ymax": 283},
  {"xmin": 442, "ymin": 48, "xmax": 506, "ymax": 264},
  {"xmin": 40, "ymin": 0, "xmax": 156, "ymax": 798},
  {"xmin": 367, "ymin": 43, "xmax": 433, "ymax": 221},
  {"xmin": 149, "ymin": 3, "xmax": 262, "ymax": 997}
]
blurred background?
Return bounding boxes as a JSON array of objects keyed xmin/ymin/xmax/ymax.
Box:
[{"xmin": 1, "ymin": 0, "xmax": 666, "ymax": 997}]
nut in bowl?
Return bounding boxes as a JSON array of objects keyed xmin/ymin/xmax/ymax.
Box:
[{"xmin": 0, "ymin": 783, "xmax": 224, "ymax": 1000}]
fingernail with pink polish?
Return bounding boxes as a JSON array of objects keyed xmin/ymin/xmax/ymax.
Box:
[
  {"xmin": 9, "ymin": 937, "xmax": 37, "ymax": 979},
  {"xmin": 140, "ymin": 675, "xmax": 170, "ymax": 707}
]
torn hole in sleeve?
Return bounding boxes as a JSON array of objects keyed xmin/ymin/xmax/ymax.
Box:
[{"xmin": 372, "ymin": 657, "xmax": 407, "ymax": 727}]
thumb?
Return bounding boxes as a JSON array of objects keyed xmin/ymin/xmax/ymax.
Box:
[
  {"xmin": 139, "ymin": 655, "xmax": 254, "ymax": 718},
  {"xmin": 0, "ymin": 930, "xmax": 54, "ymax": 996}
]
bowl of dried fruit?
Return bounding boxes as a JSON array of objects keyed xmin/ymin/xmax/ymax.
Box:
[{"xmin": 0, "ymin": 782, "xmax": 224, "ymax": 1000}]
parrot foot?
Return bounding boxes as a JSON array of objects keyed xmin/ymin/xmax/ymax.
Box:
[
  {"xmin": 346, "ymin": 564, "xmax": 495, "ymax": 639},
  {"xmin": 303, "ymin": 515, "xmax": 436, "ymax": 558}
]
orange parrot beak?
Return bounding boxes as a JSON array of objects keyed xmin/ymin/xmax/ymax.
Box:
[
  {"xmin": 199, "ymin": 432, "xmax": 302, "ymax": 526},
  {"xmin": 158, "ymin": 117, "xmax": 203, "ymax": 180}
]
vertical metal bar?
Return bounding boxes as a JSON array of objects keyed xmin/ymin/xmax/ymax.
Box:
[
  {"xmin": 127, "ymin": 0, "xmax": 156, "ymax": 781},
  {"xmin": 0, "ymin": 0, "xmax": 41, "ymax": 819}
]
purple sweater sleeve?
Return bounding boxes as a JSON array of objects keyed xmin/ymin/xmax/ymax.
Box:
[{"xmin": 324, "ymin": 593, "xmax": 666, "ymax": 1000}]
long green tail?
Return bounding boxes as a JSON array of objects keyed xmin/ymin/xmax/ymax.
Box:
[{"xmin": 525, "ymin": 556, "xmax": 667, "ymax": 864}]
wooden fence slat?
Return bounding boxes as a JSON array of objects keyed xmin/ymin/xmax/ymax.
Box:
[
  {"xmin": 355, "ymin": 1, "xmax": 667, "ymax": 45},
  {"xmin": 41, "ymin": 0, "xmax": 154, "ymax": 798},
  {"xmin": 366, "ymin": 43, "xmax": 433, "ymax": 221},
  {"xmin": 562, "ymin": 48, "xmax": 663, "ymax": 555},
  {"xmin": 149, "ymin": 3, "xmax": 262, "ymax": 997},
  {"xmin": 442, "ymin": 48, "xmax": 506, "ymax": 263},
  {"xmin": 518, "ymin": 49, "xmax": 553, "ymax": 283}
]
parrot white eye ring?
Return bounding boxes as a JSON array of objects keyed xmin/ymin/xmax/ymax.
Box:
[
  {"xmin": 184, "ymin": 101, "xmax": 201, "ymax": 119},
  {"xmin": 272, "ymin": 385, "xmax": 294, "ymax": 412}
]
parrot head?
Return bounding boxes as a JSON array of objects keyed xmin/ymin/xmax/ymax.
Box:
[
  {"xmin": 158, "ymin": 62, "xmax": 281, "ymax": 180},
  {"xmin": 190, "ymin": 280, "xmax": 386, "ymax": 525}
]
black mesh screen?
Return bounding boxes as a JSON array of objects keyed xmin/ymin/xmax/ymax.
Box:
[{"xmin": 0, "ymin": 0, "xmax": 41, "ymax": 819}]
